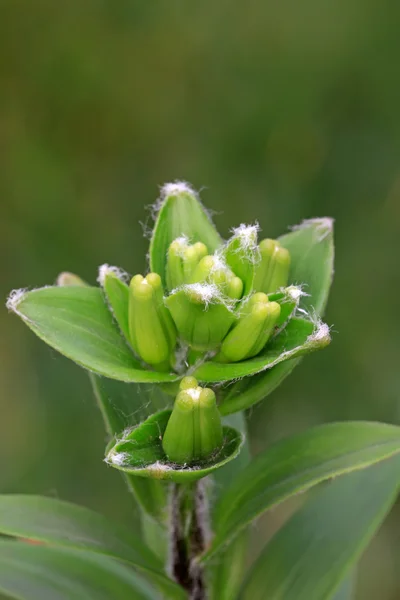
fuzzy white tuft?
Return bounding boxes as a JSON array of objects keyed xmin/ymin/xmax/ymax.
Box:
[
  {"xmin": 6, "ymin": 288, "xmax": 27, "ymax": 312},
  {"xmin": 309, "ymin": 321, "xmax": 331, "ymax": 343},
  {"xmin": 161, "ymin": 181, "xmax": 196, "ymax": 198},
  {"xmin": 291, "ymin": 217, "xmax": 334, "ymax": 242},
  {"xmin": 97, "ymin": 264, "xmax": 129, "ymax": 287},
  {"xmin": 107, "ymin": 452, "xmax": 129, "ymax": 467}
]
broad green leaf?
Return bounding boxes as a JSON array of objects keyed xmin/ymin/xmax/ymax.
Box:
[
  {"xmin": 193, "ymin": 317, "xmax": 329, "ymax": 383},
  {"xmin": 106, "ymin": 410, "xmax": 244, "ymax": 483},
  {"xmin": 202, "ymin": 421, "xmax": 400, "ymax": 560},
  {"xmin": 278, "ymin": 218, "xmax": 334, "ymax": 316},
  {"xmin": 99, "ymin": 265, "xmax": 131, "ymax": 343},
  {"xmin": 239, "ymin": 456, "xmax": 400, "ymax": 600},
  {"xmin": 0, "ymin": 495, "xmax": 159, "ymax": 571},
  {"xmin": 0, "ymin": 541, "xmax": 159, "ymax": 600},
  {"xmin": 0, "ymin": 495, "xmax": 183, "ymax": 600},
  {"xmin": 150, "ymin": 183, "xmax": 222, "ymax": 287},
  {"xmin": 217, "ymin": 218, "xmax": 334, "ymax": 412},
  {"xmin": 7, "ymin": 286, "xmax": 177, "ymax": 383}
]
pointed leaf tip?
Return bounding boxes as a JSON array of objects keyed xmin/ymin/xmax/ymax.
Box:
[{"xmin": 150, "ymin": 182, "xmax": 222, "ymax": 287}]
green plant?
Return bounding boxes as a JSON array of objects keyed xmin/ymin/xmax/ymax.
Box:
[{"xmin": 4, "ymin": 182, "xmax": 400, "ymax": 600}]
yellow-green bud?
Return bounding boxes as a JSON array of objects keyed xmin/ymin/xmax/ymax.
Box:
[
  {"xmin": 166, "ymin": 237, "xmax": 208, "ymax": 291},
  {"xmin": 162, "ymin": 377, "xmax": 223, "ymax": 464},
  {"xmin": 129, "ymin": 273, "xmax": 177, "ymax": 370},
  {"xmin": 215, "ymin": 296, "xmax": 281, "ymax": 362},
  {"xmin": 253, "ymin": 239, "xmax": 291, "ymax": 294},
  {"xmin": 165, "ymin": 283, "xmax": 236, "ymax": 351},
  {"xmin": 190, "ymin": 254, "xmax": 244, "ymax": 300}
]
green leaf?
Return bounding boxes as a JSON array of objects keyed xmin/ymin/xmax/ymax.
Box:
[
  {"xmin": 0, "ymin": 495, "xmax": 159, "ymax": 570},
  {"xmin": 99, "ymin": 265, "xmax": 131, "ymax": 343},
  {"xmin": 8, "ymin": 286, "xmax": 178, "ymax": 383},
  {"xmin": 278, "ymin": 218, "xmax": 334, "ymax": 316},
  {"xmin": 239, "ymin": 456, "xmax": 400, "ymax": 600},
  {"xmin": 193, "ymin": 317, "xmax": 330, "ymax": 383},
  {"xmin": 150, "ymin": 182, "xmax": 222, "ymax": 287},
  {"xmin": 217, "ymin": 217, "xmax": 334, "ymax": 412},
  {"xmin": 0, "ymin": 541, "xmax": 159, "ymax": 600},
  {"xmin": 202, "ymin": 421, "xmax": 400, "ymax": 560},
  {"xmin": 0, "ymin": 495, "xmax": 184, "ymax": 600},
  {"xmin": 218, "ymin": 358, "xmax": 298, "ymax": 415},
  {"xmin": 106, "ymin": 410, "xmax": 244, "ymax": 483}
]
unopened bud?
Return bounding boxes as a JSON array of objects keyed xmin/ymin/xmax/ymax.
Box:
[
  {"xmin": 166, "ymin": 238, "xmax": 208, "ymax": 291},
  {"xmin": 216, "ymin": 296, "xmax": 281, "ymax": 362},
  {"xmin": 162, "ymin": 377, "xmax": 223, "ymax": 464},
  {"xmin": 165, "ymin": 284, "xmax": 235, "ymax": 351},
  {"xmin": 190, "ymin": 255, "xmax": 244, "ymax": 300},
  {"xmin": 253, "ymin": 239, "xmax": 291, "ymax": 294},
  {"xmin": 129, "ymin": 273, "xmax": 176, "ymax": 370}
]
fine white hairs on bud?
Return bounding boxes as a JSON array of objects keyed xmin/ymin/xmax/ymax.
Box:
[
  {"xmin": 97, "ymin": 264, "xmax": 130, "ymax": 287},
  {"xmin": 229, "ymin": 222, "xmax": 260, "ymax": 261},
  {"xmin": 6, "ymin": 288, "xmax": 27, "ymax": 312},
  {"xmin": 161, "ymin": 181, "xmax": 197, "ymax": 199}
]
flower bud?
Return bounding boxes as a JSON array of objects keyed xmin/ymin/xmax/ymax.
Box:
[
  {"xmin": 129, "ymin": 273, "xmax": 177, "ymax": 370},
  {"xmin": 162, "ymin": 377, "xmax": 223, "ymax": 464},
  {"xmin": 190, "ymin": 255, "xmax": 244, "ymax": 300},
  {"xmin": 215, "ymin": 295, "xmax": 281, "ymax": 362},
  {"xmin": 166, "ymin": 237, "xmax": 208, "ymax": 291},
  {"xmin": 253, "ymin": 239, "xmax": 291, "ymax": 294},
  {"xmin": 165, "ymin": 283, "xmax": 235, "ymax": 351}
]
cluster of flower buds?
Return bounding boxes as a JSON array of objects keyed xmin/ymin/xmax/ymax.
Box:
[
  {"xmin": 162, "ymin": 376, "xmax": 223, "ymax": 464},
  {"xmin": 127, "ymin": 223, "xmax": 292, "ymax": 371}
]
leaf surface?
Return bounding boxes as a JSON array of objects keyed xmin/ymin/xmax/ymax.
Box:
[
  {"xmin": 193, "ymin": 317, "xmax": 329, "ymax": 383},
  {"xmin": 8, "ymin": 287, "xmax": 177, "ymax": 383},
  {"xmin": 150, "ymin": 184, "xmax": 222, "ymax": 286},
  {"xmin": 0, "ymin": 541, "xmax": 159, "ymax": 600},
  {"xmin": 202, "ymin": 421, "xmax": 400, "ymax": 560},
  {"xmin": 239, "ymin": 456, "xmax": 400, "ymax": 600}
]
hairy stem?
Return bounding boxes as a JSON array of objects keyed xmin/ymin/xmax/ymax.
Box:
[{"xmin": 169, "ymin": 481, "xmax": 209, "ymax": 599}]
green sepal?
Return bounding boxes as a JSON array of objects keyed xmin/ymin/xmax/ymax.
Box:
[
  {"xmin": 222, "ymin": 224, "xmax": 259, "ymax": 295},
  {"xmin": 98, "ymin": 265, "xmax": 131, "ymax": 343},
  {"xmin": 278, "ymin": 218, "xmax": 334, "ymax": 315},
  {"xmin": 106, "ymin": 410, "xmax": 243, "ymax": 483},
  {"xmin": 150, "ymin": 182, "xmax": 222, "ymax": 287},
  {"xmin": 193, "ymin": 317, "xmax": 330, "ymax": 383},
  {"xmin": 165, "ymin": 284, "xmax": 236, "ymax": 351}
]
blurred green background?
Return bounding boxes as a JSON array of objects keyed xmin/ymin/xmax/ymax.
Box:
[{"xmin": 1, "ymin": 1, "xmax": 400, "ymax": 598}]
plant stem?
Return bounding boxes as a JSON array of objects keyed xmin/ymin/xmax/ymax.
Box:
[{"xmin": 169, "ymin": 481, "xmax": 209, "ymax": 599}]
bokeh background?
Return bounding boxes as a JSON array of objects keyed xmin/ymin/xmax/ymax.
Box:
[{"xmin": 1, "ymin": 1, "xmax": 400, "ymax": 598}]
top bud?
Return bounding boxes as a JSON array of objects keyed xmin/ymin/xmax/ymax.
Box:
[
  {"xmin": 253, "ymin": 239, "xmax": 291, "ymax": 294},
  {"xmin": 128, "ymin": 273, "xmax": 177, "ymax": 371}
]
